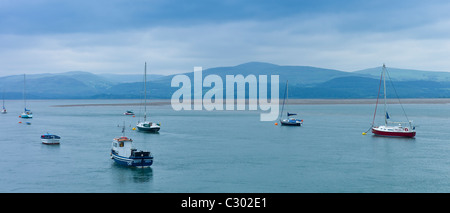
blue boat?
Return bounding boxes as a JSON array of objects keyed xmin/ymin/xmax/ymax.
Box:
[
  {"xmin": 111, "ymin": 126, "xmax": 153, "ymax": 168},
  {"xmin": 279, "ymin": 80, "xmax": 303, "ymax": 126}
]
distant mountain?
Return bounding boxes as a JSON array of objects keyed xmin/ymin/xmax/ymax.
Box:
[
  {"xmin": 355, "ymin": 67, "xmax": 450, "ymax": 82},
  {"xmin": 155, "ymin": 62, "xmax": 371, "ymax": 86},
  {"xmin": 0, "ymin": 71, "xmax": 114, "ymax": 99},
  {"xmin": 98, "ymin": 73, "xmax": 163, "ymax": 83},
  {"xmin": 1, "ymin": 62, "xmax": 450, "ymax": 99}
]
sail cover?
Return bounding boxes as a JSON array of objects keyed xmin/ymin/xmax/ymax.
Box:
[{"xmin": 287, "ymin": 112, "xmax": 297, "ymax": 116}]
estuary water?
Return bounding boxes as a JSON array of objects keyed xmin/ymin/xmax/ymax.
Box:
[{"xmin": 1, "ymin": 99, "xmax": 450, "ymax": 193}]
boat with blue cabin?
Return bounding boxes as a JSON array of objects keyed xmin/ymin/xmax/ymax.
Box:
[
  {"xmin": 41, "ymin": 133, "xmax": 61, "ymax": 145},
  {"xmin": 279, "ymin": 80, "xmax": 303, "ymax": 126},
  {"xmin": 111, "ymin": 126, "xmax": 154, "ymax": 168}
]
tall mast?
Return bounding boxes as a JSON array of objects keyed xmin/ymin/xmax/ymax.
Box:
[
  {"xmin": 23, "ymin": 74, "xmax": 26, "ymax": 110},
  {"xmin": 144, "ymin": 62, "xmax": 147, "ymax": 122},
  {"xmin": 286, "ymin": 80, "xmax": 289, "ymax": 107},
  {"xmin": 383, "ymin": 64, "xmax": 387, "ymax": 126}
]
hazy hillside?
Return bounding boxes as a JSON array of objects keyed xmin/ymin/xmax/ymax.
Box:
[
  {"xmin": 355, "ymin": 67, "xmax": 450, "ymax": 82},
  {"xmin": 155, "ymin": 62, "xmax": 370, "ymax": 86},
  {"xmin": 1, "ymin": 62, "xmax": 450, "ymax": 99}
]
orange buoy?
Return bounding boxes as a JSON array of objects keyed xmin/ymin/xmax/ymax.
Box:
[
  {"xmin": 19, "ymin": 116, "xmax": 21, "ymax": 118},
  {"xmin": 19, "ymin": 121, "xmax": 22, "ymax": 123},
  {"xmin": 275, "ymin": 122, "xmax": 278, "ymax": 126}
]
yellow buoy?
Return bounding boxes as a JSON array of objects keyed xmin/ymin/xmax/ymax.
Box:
[
  {"xmin": 132, "ymin": 127, "xmax": 136, "ymax": 130},
  {"xmin": 362, "ymin": 132, "xmax": 367, "ymax": 135}
]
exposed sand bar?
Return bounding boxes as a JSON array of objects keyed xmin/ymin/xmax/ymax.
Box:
[{"xmin": 51, "ymin": 98, "xmax": 450, "ymax": 107}]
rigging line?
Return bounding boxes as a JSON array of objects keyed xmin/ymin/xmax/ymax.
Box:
[
  {"xmin": 371, "ymin": 70, "xmax": 383, "ymax": 127},
  {"xmin": 137, "ymin": 67, "xmax": 146, "ymax": 123},
  {"xmin": 385, "ymin": 66, "xmax": 410, "ymax": 123},
  {"xmin": 279, "ymin": 80, "xmax": 288, "ymax": 120}
]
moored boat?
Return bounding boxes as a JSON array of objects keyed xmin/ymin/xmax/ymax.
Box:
[
  {"xmin": 372, "ymin": 125, "xmax": 416, "ymax": 138},
  {"xmin": 21, "ymin": 74, "xmax": 32, "ymax": 119},
  {"xmin": 124, "ymin": 110, "xmax": 135, "ymax": 115},
  {"xmin": 280, "ymin": 116, "xmax": 303, "ymax": 126},
  {"xmin": 279, "ymin": 80, "xmax": 303, "ymax": 127},
  {"xmin": 41, "ymin": 133, "xmax": 61, "ymax": 145},
  {"xmin": 368, "ymin": 64, "xmax": 416, "ymax": 138},
  {"xmin": 1, "ymin": 91, "xmax": 6, "ymax": 114},
  {"xmin": 136, "ymin": 62, "xmax": 160, "ymax": 133},
  {"xmin": 111, "ymin": 126, "xmax": 154, "ymax": 168}
]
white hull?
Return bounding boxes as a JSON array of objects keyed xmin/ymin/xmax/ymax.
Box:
[
  {"xmin": 136, "ymin": 122, "xmax": 160, "ymax": 132},
  {"xmin": 41, "ymin": 138, "xmax": 60, "ymax": 145}
]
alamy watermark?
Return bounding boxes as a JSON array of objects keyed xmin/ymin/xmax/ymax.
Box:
[{"xmin": 170, "ymin": 67, "xmax": 279, "ymax": 121}]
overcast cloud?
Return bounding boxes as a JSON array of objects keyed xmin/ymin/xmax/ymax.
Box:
[{"xmin": 1, "ymin": 0, "xmax": 450, "ymax": 76}]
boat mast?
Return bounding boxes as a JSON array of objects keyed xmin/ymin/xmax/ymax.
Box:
[
  {"xmin": 383, "ymin": 64, "xmax": 387, "ymax": 126},
  {"xmin": 144, "ymin": 62, "xmax": 147, "ymax": 122},
  {"xmin": 23, "ymin": 74, "xmax": 26, "ymax": 111},
  {"xmin": 286, "ymin": 80, "xmax": 289, "ymax": 107}
]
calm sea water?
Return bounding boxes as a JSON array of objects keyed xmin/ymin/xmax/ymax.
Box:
[{"xmin": 1, "ymin": 99, "xmax": 450, "ymax": 193}]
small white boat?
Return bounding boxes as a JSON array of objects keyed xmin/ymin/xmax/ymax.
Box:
[
  {"xmin": 136, "ymin": 121, "xmax": 160, "ymax": 132},
  {"xmin": 124, "ymin": 110, "xmax": 135, "ymax": 115},
  {"xmin": 41, "ymin": 133, "xmax": 61, "ymax": 145},
  {"xmin": 1, "ymin": 91, "xmax": 6, "ymax": 114},
  {"xmin": 21, "ymin": 109, "xmax": 33, "ymax": 119}
]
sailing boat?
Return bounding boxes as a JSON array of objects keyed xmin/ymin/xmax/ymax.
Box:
[
  {"xmin": 21, "ymin": 74, "xmax": 32, "ymax": 119},
  {"xmin": 1, "ymin": 90, "xmax": 6, "ymax": 114},
  {"xmin": 370, "ymin": 64, "xmax": 416, "ymax": 138},
  {"xmin": 279, "ymin": 80, "xmax": 303, "ymax": 126},
  {"xmin": 136, "ymin": 62, "xmax": 160, "ymax": 133}
]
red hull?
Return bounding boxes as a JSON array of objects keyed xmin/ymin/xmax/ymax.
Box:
[{"xmin": 372, "ymin": 128, "xmax": 416, "ymax": 138}]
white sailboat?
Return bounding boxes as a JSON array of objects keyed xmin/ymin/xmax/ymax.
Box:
[
  {"xmin": 21, "ymin": 74, "xmax": 32, "ymax": 119},
  {"xmin": 1, "ymin": 90, "xmax": 6, "ymax": 114},
  {"xmin": 136, "ymin": 62, "xmax": 160, "ymax": 133}
]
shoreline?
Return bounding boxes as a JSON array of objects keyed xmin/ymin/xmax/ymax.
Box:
[{"xmin": 50, "ymin": 98, "xmax": 450, "ymax": 107}]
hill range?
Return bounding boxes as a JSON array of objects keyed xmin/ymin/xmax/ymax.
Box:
[{"xmin": 1, "ymin": 62, "xmax": 450, "ymax": 99}]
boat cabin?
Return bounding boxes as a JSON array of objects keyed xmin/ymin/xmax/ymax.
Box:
[{"xmin": 112, "ymin": 137, "xmax": 134, "ymax": 157}]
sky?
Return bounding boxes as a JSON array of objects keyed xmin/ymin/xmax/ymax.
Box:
[{"xmin": 1, "ymin": 0, "xmax": 450, "ymax": 76}]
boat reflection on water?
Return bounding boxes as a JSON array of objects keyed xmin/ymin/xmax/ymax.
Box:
[{"xmin": 111, "ymin": 164, "xmax": 153, "ymax": 184}]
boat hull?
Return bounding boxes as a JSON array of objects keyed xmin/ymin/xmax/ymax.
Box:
[
  {"xmin": 280, "ymin": 119, "xmax": 302, "ymax": 126},
  {"xmin": 111, "ymin": 152, "xmax": 153, "ymax": 168},
  {"xmin": 41, "ymin": 139, "xmax": 60, "ymax": 145},
  {"xmin": 372, "ymin": 128, "xmax": 416, "ymax": 138},
  {"xmin": 281, "ymin": 121, "xmax": 302, "ymax": 126},
  {"xmin": 136, "ymin": 122, "xmax": 160, "ymax": 133},
  {"xmin": 41, "ymin": 134, "xmax": 61, "ymax": 145},
  {"xmin": 136, "ymin": 126, "xmax": 160, "ymax": 132},
  {"xmin": 21, "ymin": 114, "xmax": 32, "ymax": 119}
]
